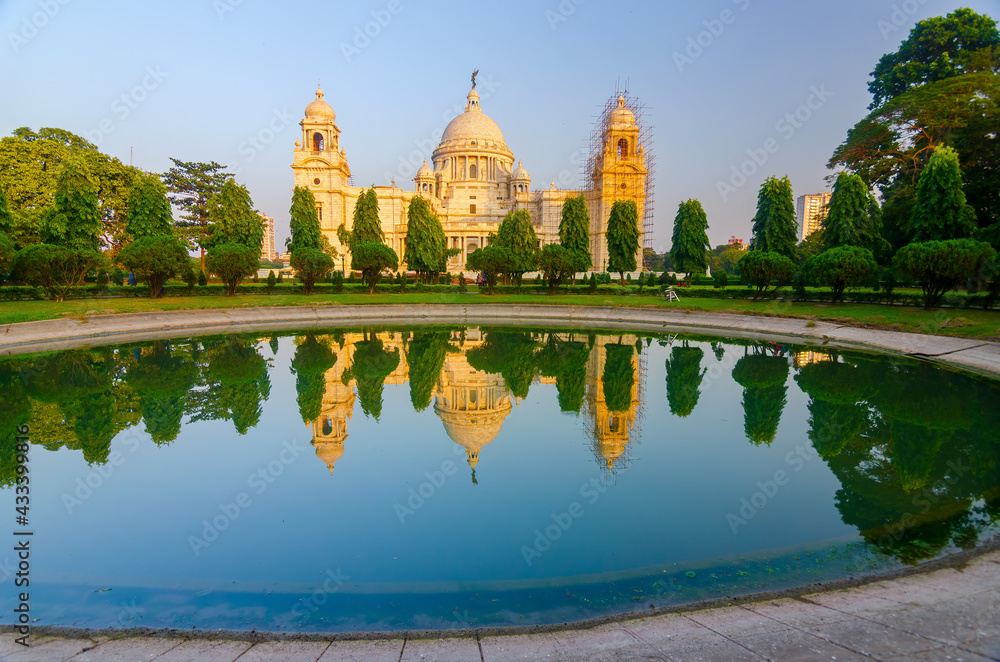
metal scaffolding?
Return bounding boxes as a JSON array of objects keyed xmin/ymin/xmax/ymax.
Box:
[{"xmin": 584, "ymin": 84, "xmax": 657, "ymax": 264}]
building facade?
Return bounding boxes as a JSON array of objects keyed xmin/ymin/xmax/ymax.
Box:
[
  {"xmin": 796, "ymin": 192, "xmax": 832, "ymax": 241},
  {"xmin": 291, "ymin": 83, "xmax": 648, "ymax": 272},
  {"xmin": 260, "ymin": 213, "xmax": 276, "ymax": 261}
]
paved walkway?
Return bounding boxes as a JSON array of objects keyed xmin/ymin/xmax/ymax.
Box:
[
  {"xmin": 2, "ymin": 550, "xmax": 998, "ymax": 661},
  {"xmin": 2, "ymin": 304, "xmax": 999, "ymax": 378}
]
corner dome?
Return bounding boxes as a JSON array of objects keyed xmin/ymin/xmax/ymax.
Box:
[
  {"xmin": 416, "ymin": 160, "xmax": 433, "ymax": 178},
  {"xmin": 305, "ymin": 85, "xmax": 336, "ymax": 121},
  {"xmin": 512, "ymin": 161, "xmax": 530, "ymax": 180},
  {"xmin": 608, "ymin": 94, "xmax": 635, "ymax": 129},
  {"xmin": 440, "ymin": 88, "xmax": 507, "ymax": 146}
]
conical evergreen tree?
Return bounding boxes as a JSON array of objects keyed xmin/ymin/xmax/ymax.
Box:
[
  {"xmin": 750, "ymin": 176, "xmax": 797, "ymax": 259},
  {"xmin": 288, "ymin": 186, "xmax": 323, "ymax": 253},
  {"xmin": 559, "ymin": 194, "xmax": 592, "ymax": 271},
  {"xmin": 607, "ymin": 199, "xmax": 639, "ymax": 283},
  {"xmin": 669, "ymin": 199, "xmax": 710, "ymax": 277},
  {"xmin": 822, "ymin": 172, "xmax": 884, "ymax": 252},
  {"xmin": 350, "ymin": 187, "xmax": 384, "ymax": 248},
  {"xmin": 910, "ymin": 145, "xmax": 977, "ymax": 241},
  {"xmin": 403, "ymin": 196, "xmax": 448, "ymax": 281}
]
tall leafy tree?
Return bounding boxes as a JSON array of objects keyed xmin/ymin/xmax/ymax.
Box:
[
  {"xmin": 0, "ymin": 232, "xmax": 14, "ymax": 278},
  {"xmin": 602, "ymin": 343, "xmax": 635, "ymax": 413},
  {"xmin": 750, "ymin": 176, "xmax": 797, "ymax": 259},
  {"xmin": 0, "ymin": 128, "xmax": 140, "ymax": 254},
  {"xmin": 163, "ymin": 159, "xmax": 232, "ymax": 270},
  {"xmin": 466, "ymin": 246, "xmax": 513, "ymax": 294},
  {"xmin": 664, "ymin": 344, "xmax": 706, "ymax": 417},
  {"xmin": 41, "ymin": 159, "xmax": 102, "ymax": 251},
  {"xmin": 606, "ymin": 199, "xmax": 639, "ymax": 284},
  {"xmin": 125, "ymin": 173, "xmax": 174, "ymax": 240},
  {"xmin": 868, "ymin": 8, "xmax": 1000, "ymax": 110},
  {"xmin": 493, "ymin": 210, "xmax": 538, "ymax": 286},
  {"xmin": 347, "ymin": 187, "xmax": 384, "ymax": 249},
  {"xmin": 732, "ymin": 353, "xmax": 789, "ymax": 446},
  {"xmin": 910, "ymin": 145, "xmax": 978, "ymax": 241},
  {"xmin": 405, "ymin": 330, "xmax": 452, "ymax": 411},
  {"xmin": 403, "ymin": 195, "xmax": 449, "ymax": 282},
  {"xmin": 125, "ymin": 341, "xmax": 199, "ymax": 444},
  {"xmin": 669, "ymin": 199, "xmax": 710, "ymax": 278},
  {"xmin": 290, "ymin": 334, "xmax": 337, "ymax": 424},
  {"xmin": 287, "ymin": 186, "xmax": 323, "ymax": 253},
  {"xmin": 822, "ymin": 172, "xmax": 885, "ymax": 254},
  {"xmin": 0, "ymin": 185, "xmax": 12, "ymax": 235},
  {"xmin": 205, "ymin": 179, "xmax": 263, "ymax": 253},
  {"xmin": 559, "ymin": 194, "xmax": 592, "ymax": 273}
]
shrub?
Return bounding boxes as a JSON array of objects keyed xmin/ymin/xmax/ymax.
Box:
[
  {"xmin": 714, "ymin": 271, "xmax": 728, "ymax": 289},
  {"xmin": 12, "ymin": 244, "xmax": 103, "ymax": 301},
  {"xmin": 276, "ymin": 270, "xmax": 284, "ymax": 284},
  {"xmin": 331, "ymin": 270, "xmax": 344, "ymax": 293},
  {"xmin": 892, "ymin": 239, "xmax": 996, "ymax": 309},
  {"xmin": 266, "ymin": 269, "xmax": 276, "ymax": 294},
  {"xmin": 588, "ymin": 273, "xmax": 598, "ymax": 293},
  {"xmin": 804, "ymin": 246, "xmax": 878, "ymax": 303},
  {"xmin": 198, "ymin": 270, "xmax": 208, "ymax": 286},
  {"xmin": 290, "ymin": 247, "xmax": 334, "ymax": 295},
  {"xmin": 117, "ymin": 235, "xmax": 190, "ymax": 298},
  {"xmin": 738, "ymin": 251, "xmax": 795, "ymax": 299},
  {"xmin": 466, "ymin": 245, "xmax": 514, "ymax": 294},
  {"xmin": 183, "ymin": 267, "xmax": 198, "ymax": 294},
  {"xmin": 205, "ymin": 243, "xmax": 259, "ymax": 296}
]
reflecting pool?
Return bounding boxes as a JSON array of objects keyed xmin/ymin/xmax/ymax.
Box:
[{"xmin": 1, "ymin": 326, "xmax": 998, "ymax": 632}]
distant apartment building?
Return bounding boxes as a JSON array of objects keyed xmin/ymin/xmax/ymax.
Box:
[
  {"xmin": 260, "ymin": 213, "xmax": 276, "ymax": 260},
  {"xmin": 728, "ymin": 236, "xmax": 744, "ymax": 249},
  {"xmin": 796, "ymin": 193, "xmax": 832, "ymax": 241}
]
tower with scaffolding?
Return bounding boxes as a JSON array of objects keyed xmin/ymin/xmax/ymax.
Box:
[{"xmin": 584, "ymin": 88, "xmax": 656, "ymax": 270}]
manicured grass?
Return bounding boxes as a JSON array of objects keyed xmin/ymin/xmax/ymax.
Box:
[{"xmin": 1, "ymin": 290, "xmax": 998, "ymax": 340}]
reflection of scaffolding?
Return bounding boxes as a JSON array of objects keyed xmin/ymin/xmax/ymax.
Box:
[
  {"xmin": 582, "ymin": 336, "xmax": 644, "ymax": 478},
  {"xmin": 585, "ymin": 83, "xmax": 657, "ymax": 259}
]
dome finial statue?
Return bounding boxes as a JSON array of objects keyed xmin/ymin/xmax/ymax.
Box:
[{"xmin": 471, "ymin": 69, "xmax": 479, "ymax": 89}]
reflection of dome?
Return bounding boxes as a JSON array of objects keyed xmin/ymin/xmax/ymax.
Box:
[
  {"xmin": 440, "ymin": 89, "xmax": 507, "ymax": 146},
  {"xmin": 608, "ymin": 94, "xmax": 635, "ymax": 129},
  {"xmin": 313, "ymin": 439, "xmax": 344, "ymax": 475},
  {"xmin": 305, "ymin": 85, "xmax": 336, "ymax": 121}
]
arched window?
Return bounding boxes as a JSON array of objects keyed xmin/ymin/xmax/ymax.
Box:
[
  {"xmin": 617, "ymin": 138, "xmax": 628, "ymax": 158},
  {"xmin": 313, "ymin": 132, "xmax": 324, "ymax": 151},
  {"xmin": 469, "ymin": 164, "xmax": 478, "ymax": 179},
  {"xmin": 322, "ymin": 418, "xmax": 333, "ymax": 435}
]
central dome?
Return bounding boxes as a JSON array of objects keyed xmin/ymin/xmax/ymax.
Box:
[{"xmin": 440, "ymin": 88, "xmax": 506, "ymax": 146}]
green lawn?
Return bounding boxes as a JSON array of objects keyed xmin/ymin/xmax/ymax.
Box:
[{"xmin": 1, "ymin": 290, "xmax": 998, "ymax": 340}]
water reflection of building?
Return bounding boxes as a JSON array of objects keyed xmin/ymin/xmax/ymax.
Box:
[
  {"xmin": 793, "ymin": 351, "xmax": 834, "ymax": 369},
  {"xmin": 307, "ymin": 329, "xmax": 643, "ymax": 475},
  {"xmin": 584, "ymin": 334, "xmax": 642, "ymax": 472}
]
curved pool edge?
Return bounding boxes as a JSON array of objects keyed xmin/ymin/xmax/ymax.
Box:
[
  {"xmin": 2, "ymin": 303, "xmax": 999, "ymax": 379},
  {"xmin": 4, "ymin": 542, "xmax": 998, "ymax": 649}
]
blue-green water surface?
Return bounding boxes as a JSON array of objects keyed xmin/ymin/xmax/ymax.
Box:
[{"xmin": 0, "ymin": 326, "xmax": 997, "ymax": 632}]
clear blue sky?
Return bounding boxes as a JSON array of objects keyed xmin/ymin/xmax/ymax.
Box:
[{"xmin": 2, "ymin": 0, "xmax": 995, "ymax": 251}]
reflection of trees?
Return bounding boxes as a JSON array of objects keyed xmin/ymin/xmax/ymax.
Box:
[
  {"xmin": 664, "ymin": 344, "xmax": 705, "ymax": 417},
  {"xmin": 125, "ymin": 341, "xmax": 199, "ymax": 444},
  {"xmin": 732, "ymin": 353, "xmax": 789, "ymax": 446},
  {"xmin": 466, "ymin": 331, "xmax": 539, "ymax": 399},
  {"xmin": 0, "ymin": 363, "xmax": 32, "ymax": 487},
  {"xmin": 21, "ymin": 349, "xmax": 138, "ymax": 464},
  {"xmin": 195, "ymin": 336, "xmax": 271, "ymax": 435},
  {"xmin": 602, "ymin": 343, "xmax": 635, "ymax": 413},
  {"xmin": 290, "ymin": 335, "xmax": 337, "ymax": 423},
  {"xmin": 536, "ymin": 335, "xmax": 591, "ymax": 413},
  {"xmin": 404, "ymin": 331, "xmax": 452, "ymax": 411},
  {"xmin": 797, "ymin": 353, "xmax": 1000, "ymax": 565},
  {"xmin": 346, "ymin": 331, "xmax": 399, "ymax": 420}
]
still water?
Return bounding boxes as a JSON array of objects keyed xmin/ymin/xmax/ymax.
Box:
[{"xmin": 0, "ymin": 326, "xmax": 997, "ymax": 632}]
